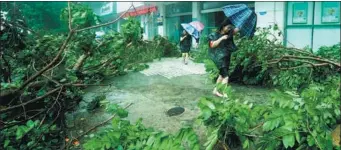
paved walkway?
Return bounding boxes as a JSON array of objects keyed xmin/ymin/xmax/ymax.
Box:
[
  {"xmin": 66, "ymin": 57, "xmax": 212, "ymax": 145},
  {"xmin": 140, "ymin": 57, "xmax": 206, "ymax": 79},
  {"xmin": 66, "ymin": 57, "xmax": 274, "ymax": 147}
]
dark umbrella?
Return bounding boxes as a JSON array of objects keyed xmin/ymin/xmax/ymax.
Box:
[{"xmin": 222, "ymin": 4, "xmax": 257, "ymax": 38}]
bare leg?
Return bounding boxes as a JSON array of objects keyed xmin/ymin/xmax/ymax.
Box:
[
  {"xmin": 185, "ymin": 53, "xmax": 189, "ymax": 64},
  {"xmin": 213, "ymin": 75, "xmax": 224, "ymax": 97},
  {"xmin": 182, "ymin": 53, "xmax": 185, "ymax": 64},
  {"xmin": 222, "ymin": 76, "xmax": 229, "ymax": 85},
  {"xmin": 221, "ymin": 76, "xmax": 229, "ymax": 97}
]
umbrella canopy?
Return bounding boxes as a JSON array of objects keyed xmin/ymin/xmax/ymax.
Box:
[
  {"xmin": 189, "ymin": 21, "xmax": 205, "ymax": 32},
  {"xmin": 181, "ymin": 23, "xmax": 200, "ymax": 39},
  {"xmin": 222, "ymin": 4, "xmax": 257, "ymax": 38}
]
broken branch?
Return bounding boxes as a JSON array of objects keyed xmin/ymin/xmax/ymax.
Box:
[
  {"xmin": 65, "ymin": 103, "xmax": 133, "ymax": 148},
  {"xmin": 0, "ymin": 87, "xmax": 62, "ymax": 114}
]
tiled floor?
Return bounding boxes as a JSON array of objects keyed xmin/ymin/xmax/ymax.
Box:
[{"xmin": 140, "ymin": 58, "xmax": 206, "ymax": 79}]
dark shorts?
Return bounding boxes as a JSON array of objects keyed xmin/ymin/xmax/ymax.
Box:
[
  {"xmin": 218, "ymin": 56, "xmax": 231, "ymax": 78},
  {"xmin": 180, "ymin": 47, "xmax": 190, "ymax": 53},
  {"xmin": 219, "ymin": 67, "xmax": 229, "ymax": 78}
]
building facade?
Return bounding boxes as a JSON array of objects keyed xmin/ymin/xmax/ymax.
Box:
[
  {"xmin": 152, "ymin": 1, "xmax": 340, "ymax": 51},
  {"xmin": 84, "ymin": 2, "xmax": 118, "ymax": 32},
  {"xmin": 87, "ymin": 2, "xmax": 340, "ymax": 51},
  {"xmin": 116, "ymin": 2, "xmax": 158, "ymax": 40}
]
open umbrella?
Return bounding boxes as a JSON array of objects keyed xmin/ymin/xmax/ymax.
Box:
[
  {"xmin": 222, "ymin": 4, "xmax": 257, "ymax": 38},
  {"xmin": 189, "ymin": 21, "xmax": 205, "ymax": 32},
  {"xmin": 181, "ymin": 23, "xmax": 200, "ymax": 39}
]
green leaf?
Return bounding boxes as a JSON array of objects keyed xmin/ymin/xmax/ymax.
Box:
[
  {"xmin": 81, "ymin": 12, "xmax": 87, "ymax": 18},
  {"xmin": 296, "ymin": 144, "xmax": 307, "ymax": 150},
  {"xmin": 200, "ymin": 98, "xmax": 216, "ymax": 110},
  {"xmin": 112, "ymin": 131, "xmax": 121, "ymax": 139},
  {"xmin": 105, "ymin": 142, "xmax": 111, "ymax": 149},
  {"xmin": 243, "ymin": 139, "xmax": 249, "ymax": 149},
  {"xmin": 117, "ymin": 145, "xmax": 124, "ymax": 150},
  {"xmin": 117, "ymin": 108, "xmax": 128, "ymax": 118},
  {"xmin": 205, "ymin": 131, "xmax": 218, "ymax": 150},
  {"xmin": 263, "ymin": 117, "xmax": 282, "ymax": 131},
  {"xmin": 26, "ymin": 120, "xmax": 35, "ymax": 128},
  {"xmin": 27, "ymin": 141, "xmax": 35, "ymax": 147},
  {"xmin": 282, "ymin": 134, "xmax": 295, "ymax": 148},
  {"xmin": 295, "ymin": 131, "xmax": 301, "ymax": 143},
  {"xmin": 146, "ymin": 136, "xmax": 155, "ymax": 146},
  {"xmin": 37, "ymin": 89, "xmax": 47, "ymax": 97},
  {"xmin": 335, "ymin": 109, "xmax": 341, "ymax": 116},
  {"xmin": 4, "ymin": 140, "xmax": 10, "ymax": 148},
  {"xmin": 51, "ymin": 139, "xmax": 58, "ymax": 143},
  {"xmin": 282, "ymin": 122, "xmax": 294, "ymax": 132},
  {"xmin": 307, "ymin": 135, "xmax": 315, "ymax": 146},
  {"xmin": 16, "ymin": 126, "xmax": 26, "ymax": 140},
  {"xmin": 50, "ymin": 125, "xmax": 57, "ymax": 130},
  {"xmin": 201, "ymin": 108, "xmax": 212, "ymax": 120},
  {"xmin": 262, "ymin": 121, "xmax": 272, "ymax": 131}
]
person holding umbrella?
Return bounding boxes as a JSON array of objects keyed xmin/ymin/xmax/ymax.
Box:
[
  {"xmin": 180, "ymin": 21, "xmax": 205, "ymax": 65},
  {"xmin": 180, "ymin": 30, "xmax": 192, "ymax": 65},
  {"xmin": 208, "ymin": 18, "xmax": 239, "ymax": 97},
  {"xmin": 209, "ymin": 4, "xmax": 257, "ymax": 97}
]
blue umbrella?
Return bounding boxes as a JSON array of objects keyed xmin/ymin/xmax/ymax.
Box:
[
  {"xmin": 181, "ymin": 23, "xmax": 200, "ymax": 39},
  {"xmin": 222, "ymin": 4, "xmax": 257, "ymax": 38}
]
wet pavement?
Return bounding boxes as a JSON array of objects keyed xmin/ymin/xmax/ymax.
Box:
[{"xmin": 66, "ymin": 57, "xmax": 274, "ymax": 146}]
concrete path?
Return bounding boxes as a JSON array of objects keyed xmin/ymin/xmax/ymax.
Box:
[
  {"xmin": 140, "ymin": 57, "xmax": 206, "ymax": 79},
  {"xmin": 66, "ymin": 58, "xmax": 213, "ymax": 144},
  {"xmin": 66, "ymin": 57, "xmax": 273, "ymax": 146}
]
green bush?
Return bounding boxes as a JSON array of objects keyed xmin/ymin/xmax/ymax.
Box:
[
  {"xmin": 198, "ymin": 77, "xmax": 340, "ymax": 150},
  {"xmin": 197, "ymin": 26, "xmax": 340, "ymax": 90}
]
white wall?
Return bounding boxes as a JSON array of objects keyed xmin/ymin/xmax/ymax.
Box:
[
  {"xmin": 313, "ymin": 28, "xmax": 340, "ymax": 50},
  {"xmin": 255, "ymin": 2, "xmax": 285, "ymax": 41},
  {"xmin": 286, "ymin": 28, "xmax": 312, "ymax": 49}
]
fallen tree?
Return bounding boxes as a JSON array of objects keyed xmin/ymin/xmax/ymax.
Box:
[{"xmin": 0, "ymin": 2, "xmax": 180, "ymax": 149}]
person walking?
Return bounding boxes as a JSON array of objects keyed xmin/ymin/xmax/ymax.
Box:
[
  {"xmin": 180, "ymin": 30, "xmax": 192, "ymax": 65},
  {"xmin": 208, "ymin": 18, "xmax": 239, "ymax": 97}
]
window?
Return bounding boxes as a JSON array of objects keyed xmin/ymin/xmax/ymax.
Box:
[
  {"xmin": 321, "ymin": 2, "xmax": 340, "ymax": 23},
  {"xmin": 292, "ymin": 2, "xmax": 308, "ymax": 24}
]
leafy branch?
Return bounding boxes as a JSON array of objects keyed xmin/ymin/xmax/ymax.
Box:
[
  {"xmin": 0, "ymin": 3, "xmax": 134, "ymax": 99},
  {"xmin": 64, "ymin": 103, "xmax": 133, "ymax": 149},
  {"xmin": 0, "ymin": 87, "xmax": 63, "ymax": 113}
]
